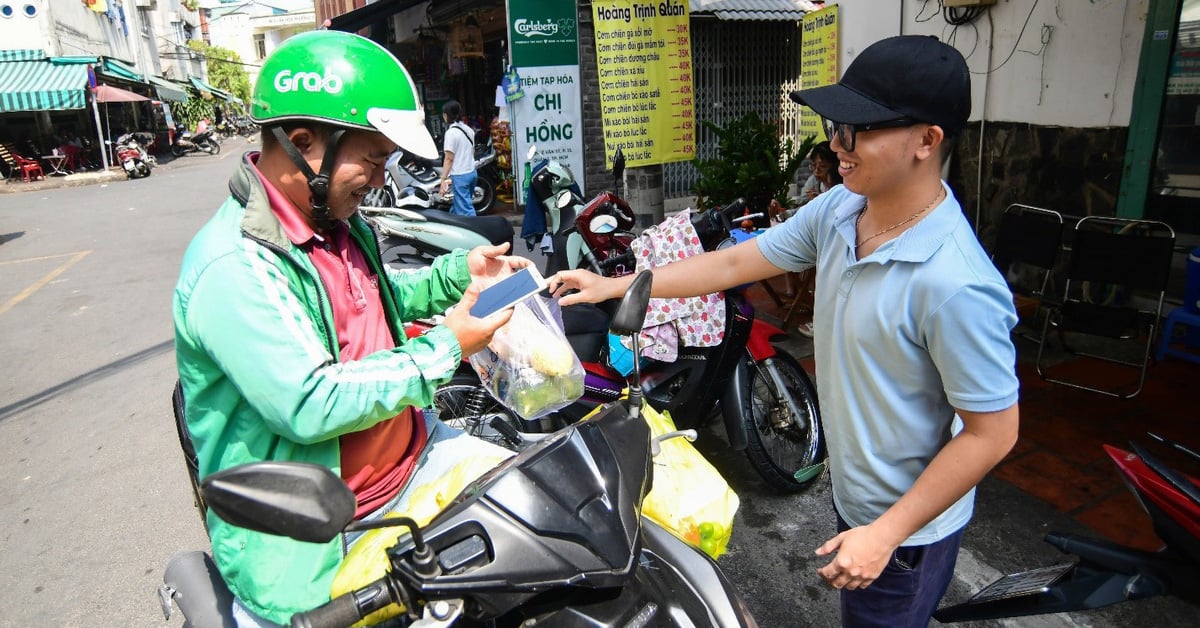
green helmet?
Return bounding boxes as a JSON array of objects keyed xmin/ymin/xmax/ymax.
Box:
[{"xmin": 251, "ymin": 30, "xmax": 437, "ymax": 159}]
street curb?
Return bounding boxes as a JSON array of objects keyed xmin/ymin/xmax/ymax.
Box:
[{"xmin": 0, "ymin": 170, "xmax": 126, "ymax": 194}]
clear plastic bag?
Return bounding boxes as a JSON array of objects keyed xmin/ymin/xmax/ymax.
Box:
[{"xmin": 468, "ymin": 295, "xmax": 584, "ymax": 418}]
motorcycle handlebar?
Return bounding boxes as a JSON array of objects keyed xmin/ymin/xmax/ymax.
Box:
[
  {"xmin": 598, "ymin": 251, "xmax": 636, "ymax": 271},
  {"xmin": 289, "ymin": 576, "xmax": 399, "ymax": 628}
]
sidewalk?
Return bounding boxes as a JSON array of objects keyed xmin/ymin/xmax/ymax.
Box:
[{"xmin": 1, "ymin": 168, "xmax": 126, "ymax": 194}]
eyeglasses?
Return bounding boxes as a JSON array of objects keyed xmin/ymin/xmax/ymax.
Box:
[{"xmin": 821, "ymin": 117, "xmax": 919, "ymax": 152}]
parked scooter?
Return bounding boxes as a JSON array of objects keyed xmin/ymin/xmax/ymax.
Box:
[
  {"xmin": 359, "ymin": 205, "xmax": 514, "ymax": 267},
  {"xmin": 934, "ymin": 432, "xmax": 1200, "ymax": 622},
  {"xmin": 159, "ymin": 273, "xmax": 758, "ymax": 627},
  {"xmin": 432, "ymin": 199, "xmax": 825, "ymax": 493},
  {"xmin": 112, "ymin": 132, "xmax": 155, "ymax": 179},
  {"xmin": 361, "ymin": 136, "xmax": 497, "ymax": 215},
  {"xmin": 521, "ymin": 145, "xmax": 583, "ymax": 273},
  {"xmin": 171, "ymin": 129, "xmax": 221, "ymax": 156}
]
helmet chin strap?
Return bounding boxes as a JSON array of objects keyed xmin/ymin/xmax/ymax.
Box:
[{"xmin": 270, "ymin": 125, "xmax": 346, "ymax": 232}]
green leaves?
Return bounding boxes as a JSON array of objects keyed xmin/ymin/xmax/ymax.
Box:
[{"xmin": 693, "ymin": 112, "xmax": 816, "ymax": 215}]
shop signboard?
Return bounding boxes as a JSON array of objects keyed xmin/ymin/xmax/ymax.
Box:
[
  {"xmin": 800, "ymin": 4, "xmax": 839, "ymax": 141},
  {"xmin": 592, "ymin": 0, "xmax": 694, "ymax": 168},
  {"xmin": 507, "ymin": 0, "xmax": 585, "ymax": 197}
]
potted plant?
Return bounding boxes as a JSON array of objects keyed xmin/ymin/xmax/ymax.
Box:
[{"xmin": 693, "ymin": 112, "xmax": 815, "ymax": 220}]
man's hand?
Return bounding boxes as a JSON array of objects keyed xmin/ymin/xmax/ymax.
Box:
[
  {"xmin": 466, "ymin": 242, "xmax": 531, "ymax": 285},
  {"xmin": 547, "ymin": 269, "xmax": 626, "ymax": 307},
  {"xmin": 814, "ymin": 523, "xmax": 900, "ymax": 591},
  {"xmin": 443, "ymin": 283, "xmax": 513, "ymax": 356},
  {"xmin": 439, "ymin": 178, "xmax": 451, "ymax": 196}
]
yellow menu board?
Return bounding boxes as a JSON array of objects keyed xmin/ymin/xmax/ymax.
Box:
[
  {"xmin": 800, "ymin": 5, "xmax": 839, "ymax": 140},
  {"xmin": 592, "ymin": 0, "xmax": 694, "ymax": 167}
]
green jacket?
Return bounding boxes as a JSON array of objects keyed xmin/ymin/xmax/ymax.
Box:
[{"xmin": 173, "ymin": 154, "xmax": 470, "ymax": 623}]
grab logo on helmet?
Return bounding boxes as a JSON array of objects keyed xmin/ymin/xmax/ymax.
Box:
[{"xmin": 273, "ymin": 69, "xmax": 344, "ymax": 95}]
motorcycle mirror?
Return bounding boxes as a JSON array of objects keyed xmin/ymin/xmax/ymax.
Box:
[
  {"xmin": 555, "ymin": 189, "xmax": 575, "ymax": 210},
  {"xmin": 610, "ymin": 270, "xmax": 652, "ymax": 336},
  {"xmin": 589, "ymin": 214, "xmax": 619, "ymax": 235},
  {"xmin": 613, "ymin": 148, "xmax": 626, "ymax": 182},
  {"xmin": 201, "ymin": 461, "xmax": 356, "ymax": 544},
  {"xmin": 526, "ymin": 145, "xmax": 537, "ymax": 161}
]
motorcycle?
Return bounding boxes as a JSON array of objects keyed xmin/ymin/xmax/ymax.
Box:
[
  {"xmin": 171, "ymin": 129, "xmax": 221, "ymax": 157},
  {"xmin": 359, "ymin": 205, "xmax": 514, "ymax": 267},
  {"xmin": 160, "ymin": 272, "xmax": 759, "ymax": 627},
  {"xmin": 521, "ymin": 145, "xmax": 585, "ymax": 273},
  {"xmin": 361, "ymin": 135, "xmax": 497, "ymax": 215},
  {"xmin": 113, "ymin": 132, "xmax": 155, "ymax": 179},
  {"xmin": 934, "ymin": 432, "xmax": 1200, "ymax": 622},
  {"xmin": 432, "ymin": 199, "xmax": 826, "ymax": 493}
]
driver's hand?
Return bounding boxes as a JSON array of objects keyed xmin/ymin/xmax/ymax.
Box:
[
  {"xmin": 467, "ymin": 242, "xmax": 531, "ymax": 285},
  {"xmin": 443, "ymin": 284, "xmax": 513, "ymax": 356},
  {"xmin": 440, "ymin": 179, "xmax": 452, "ymax": 195}
]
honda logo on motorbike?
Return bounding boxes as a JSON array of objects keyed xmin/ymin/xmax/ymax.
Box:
[{"xmin": 273, "ymin": 69, "xmax": 343, "ymax": 95}]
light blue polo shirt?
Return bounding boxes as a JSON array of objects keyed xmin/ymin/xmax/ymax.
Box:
[{"xmin": 758, "ymin": 183, "xmax": 1019, "ymax": 545}]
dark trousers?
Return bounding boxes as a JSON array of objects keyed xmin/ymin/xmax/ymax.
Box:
[{"xmin": 835, "ymin": 512, "xmax": 964, "ymax": 628}]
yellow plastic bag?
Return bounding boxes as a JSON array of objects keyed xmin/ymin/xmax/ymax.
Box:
[
  {"xmin": 331, "ymin": 453, "xmax": 507, "ymax": 626},
  {"xmin": 579, "ymin": 399, "xmax": 739, "ymax": 558},
  {"xmin": 640, "ymin": 403, "xmax": 739, "ymax": 558}
]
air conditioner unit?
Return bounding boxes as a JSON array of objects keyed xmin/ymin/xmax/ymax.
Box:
[
  {"xmin": 134, "ymin": 0, "xmax": 156, "ymax": 8},
  {"xmin": 167, "ymin": 11, "xmax": 181, "ymax": 23}
]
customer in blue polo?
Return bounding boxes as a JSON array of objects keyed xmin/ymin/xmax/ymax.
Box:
[{"xmin": 549, "ymin": 35, "xmax": 1020, "ymax": 627}]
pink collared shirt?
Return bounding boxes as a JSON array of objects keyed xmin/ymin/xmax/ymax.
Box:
[{"xmin": 251, "ymin": 159, "xmax": 426, "ymax": 516}]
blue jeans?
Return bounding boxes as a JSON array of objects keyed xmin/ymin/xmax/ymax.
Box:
[
  {"xmin": 836, "ymin": 512, "xmax": 964, "ymax": 628},
  {"xmin": 449, "ymin": 170, "xmax": 477, "ymax": 216},
  {"xmin": 232, "ymin": 411, "xmax": 511, "ymax": 627}
]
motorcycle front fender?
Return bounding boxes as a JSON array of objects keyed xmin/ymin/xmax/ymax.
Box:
[
  {"xmin": 718, "ymin": 355, "xmax": 751, "ymax": 451},
  {"xmin": 565, "ymin": 232, "xmax": 588, "ymax": 270}
]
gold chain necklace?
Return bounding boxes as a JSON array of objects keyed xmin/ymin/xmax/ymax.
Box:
[{"xmin": 855, "ymin": 189, "xmax": 945, "ymax": 249}]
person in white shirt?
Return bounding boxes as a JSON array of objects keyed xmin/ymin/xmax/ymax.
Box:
[{"xmin": 438, "ymin": 100, "xmax": 477, "ymax": 216}]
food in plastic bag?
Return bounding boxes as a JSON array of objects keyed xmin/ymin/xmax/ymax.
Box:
[
  {"xmin": 468, "ymin": 295, "xmax": 584, "ymax": 418},
  {"xmin": 579, "ymin": 398, "xmax": 739, "ymax": 558},
  {"xmin": 331, "ymin": 453, "xmax": 507, "ymax": 626}
]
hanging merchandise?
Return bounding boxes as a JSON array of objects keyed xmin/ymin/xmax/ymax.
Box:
[
  {"xmin": 450, "ymin": 21, "xmax": 484, "ymax": 59},
  {"xmin": 491, "ymin": 117, "xmax": 516, "ymax": 207},
  {"xmin": 500, "ymin": 65, "xmax": 524, "ymax": 103}
]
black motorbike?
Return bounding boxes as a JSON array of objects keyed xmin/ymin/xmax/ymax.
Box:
[
  {"xmin": 159, "ymin": 272, "xmax": 759, "ymax": 627},
  {"xmin": 171, "ymin": 129, "xmax": 221, "ymax": 157}
]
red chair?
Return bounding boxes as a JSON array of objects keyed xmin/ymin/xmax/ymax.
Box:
[{"xmin": 14, "ymin": 154, "xmax": 44, "ymax": 182}]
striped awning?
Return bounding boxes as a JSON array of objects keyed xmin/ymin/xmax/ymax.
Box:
[
  {"xmin": 0, "ymin": 53, "xmax": 89, "ymax": 112},
  {"xmin": 690, "ymin": 0, "xmax": 819, "ymax": 21},
  {"xmin": 189, "ymin": 76, "xmax": 241, "ymax": 104},
  {"xmin": 150, "ymin": 75, "xmax": 188, "ymax": 102}
]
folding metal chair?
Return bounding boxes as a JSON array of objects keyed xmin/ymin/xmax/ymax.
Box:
[
  {"xmin": 1036, "ymin": 216, "xmax": 1176, "ymax": 398},
  {"xmin": 991, "ymin": 204, "xmax": 1064, "ymax": 337}
]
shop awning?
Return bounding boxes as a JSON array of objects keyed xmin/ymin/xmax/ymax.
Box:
[
  {"xmin": 93, "ymin": 83, "xmax": 151, "ymax": 103},
  {"xmin": 189, "ymin": 76, "xmax": 241, "ymax": 104},
  {"xmin": 0, "ymin": 53, "xmax": 89, "ymax": 112},
  {"xmin": 329, "ymin": 0, "xmax": 425, "ymax": 33},
  {"xmin": 149, "ymin": 75, "xmax": 188, "ymax": 102},
  {"xmin": 99, "ymin": 57, "xmax": 146, "ymax": 83},
  {"xmin": 690, "ymin": 0, "xmax": 819, "ymax": 21}
]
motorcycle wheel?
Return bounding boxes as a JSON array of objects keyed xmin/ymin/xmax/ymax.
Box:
[
  {"xmin": 472, "ymin": 176, "xmax": 496, "ymax": 214},
  {"xmin": 171, "ymin": 143, "xmax": 185, "ymax": 157},
  {"xmin": 433, "ymin": 373, "xmax": 527, "ymax": 451},
  {"xmin": 742, "ymin": 351, "xmax": 825, "ymax": 493},
  {"xmin": 206, "ymin": 141, "xmax": 221, "ymax": 155},
  {"xmin": 139, "ymin": 164, "xmax": 151, "ymax": 178},
  {"xmin": 360, "ymin": 186, "xmax": 396, "ymax": 208}
]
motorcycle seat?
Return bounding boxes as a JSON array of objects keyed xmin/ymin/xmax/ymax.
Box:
[{"xmin": 416, "ymin": 210, "xmax": 514, "ymax": 247}]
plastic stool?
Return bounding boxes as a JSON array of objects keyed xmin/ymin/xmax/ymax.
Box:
[{"xmin": 1157, "ymin": 307, "xmax": 1200, "ymax": 365}]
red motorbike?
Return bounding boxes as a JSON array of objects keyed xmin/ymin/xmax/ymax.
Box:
[{"xmin": 935, "ymin": 432, "xmax": 1200, "ymax": 621}]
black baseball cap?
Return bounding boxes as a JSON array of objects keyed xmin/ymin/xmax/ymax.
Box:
[{"xmin": 790, "ymin": 35, "xmax": 970, "ymax": 138}]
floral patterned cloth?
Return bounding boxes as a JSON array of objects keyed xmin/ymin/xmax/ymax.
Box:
[{"xmin": 629, "ymin": 210, "xmax": 726, "ymax": 362}]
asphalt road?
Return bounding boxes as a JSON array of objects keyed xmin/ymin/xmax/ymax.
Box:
[{"xmin": 0, "ymin": 136, "xmax": 1193, "ymax": 627}]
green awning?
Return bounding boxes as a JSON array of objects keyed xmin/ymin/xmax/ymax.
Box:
[
  {"xmin": 100, "ymin": 57, "xmax": 145, "ymax": 83},
  {"xmin": 189, "ymin": 76, "xmax": 241, "ymax": 104},
  {"xmin": 150, "ymin": 75, "xmax": 188, "ymax": 102},
  {"xmin": 0, "ymin": 56, "xmax": 89, "ymax": 112}
]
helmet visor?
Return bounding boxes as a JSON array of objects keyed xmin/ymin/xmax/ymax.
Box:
[{"xmin": 367, "ymin": 107, "xmax": 437, "ymax": 161}]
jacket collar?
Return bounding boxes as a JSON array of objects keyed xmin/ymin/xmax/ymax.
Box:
[{"xmin": 229, "ymin": 151, "xmax": 292, "ymax": 250}]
